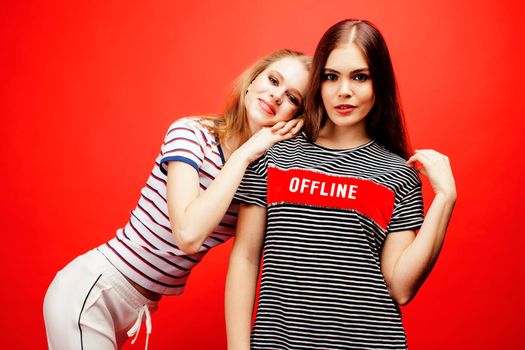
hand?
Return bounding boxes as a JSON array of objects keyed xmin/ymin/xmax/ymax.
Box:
[
  {"xmin": 407, "ymin": 149, "xmax": 457, "ymax": 200},
  {"xmin": 238, "ymin": 118, "xmax": 304, "ymax": 163},
  {"xmin": 271, "ymin": 117, "xmax": 304, "ymax": 136}
]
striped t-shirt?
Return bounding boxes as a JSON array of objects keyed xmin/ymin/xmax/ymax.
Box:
[
  {"xmin": 99, "ymin": 117, "xmax": 238, "ymax": 295},
  {"xmin": 235, "ymin": 133, "xmax": 424, "ymax": 349}
]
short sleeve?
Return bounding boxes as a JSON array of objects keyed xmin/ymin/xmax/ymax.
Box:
[
  {"xmin": 234, "ymin": 154, "xmax": 268, "ymax": 207},
  {"xmin": 160, "ymin": 118, "xmax": 208, "ymax": 175},
  {"xmin": 387, "ymin": 175, "xmax": 425, "ymax": 233}
]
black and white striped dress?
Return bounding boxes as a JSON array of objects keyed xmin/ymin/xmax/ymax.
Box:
[{"xmin": 235, "ymin": 133, "xmax": 424, "ymax": 349}]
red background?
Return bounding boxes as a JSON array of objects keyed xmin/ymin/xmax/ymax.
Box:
[{"xmin": 1, "ymin": 0, "xmax": 524, "ymax": 349}]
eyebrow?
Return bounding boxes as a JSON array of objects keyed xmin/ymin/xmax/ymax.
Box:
[
  {"xmin": 323, "ymin": 67, "xmax": 370, "ymax": 74},
  {"xmin": 269, "ymin": 70, "xmax": 304, "ymax": 100}
]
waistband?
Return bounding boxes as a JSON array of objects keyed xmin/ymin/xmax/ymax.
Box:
[{"xmin": 87, "ymin": 248, "xmax": 159, "ymax": 310}]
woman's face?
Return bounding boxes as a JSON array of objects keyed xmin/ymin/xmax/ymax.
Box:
[
  {"xmin": 321, "ymin": 42, "xmax": 375, "ymax": 133},
  {"xmin": 244, "ymin": 57, "xmax": 309, "ymax": 134}
]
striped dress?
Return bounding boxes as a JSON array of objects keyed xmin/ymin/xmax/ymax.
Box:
[
  {"xmin": 235, "ymin": 133, "xmax": 424, "ymax": 349},
  {"xmin": 98, "ymin": 117, "xmax": 238, "ymax": 295}
]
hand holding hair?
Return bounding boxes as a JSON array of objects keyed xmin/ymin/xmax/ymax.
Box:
[{"xmin": 408, "ymin": 149, "xmax": 457, "ymax": 201}]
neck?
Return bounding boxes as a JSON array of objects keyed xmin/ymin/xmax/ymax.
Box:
[
  {"xmin": 316, "ymin": 121, "xmax": 370, "ymax": 149},
  {"xmin": 221, "ymin": 134, "xmax": 243, "ymax": 161}
]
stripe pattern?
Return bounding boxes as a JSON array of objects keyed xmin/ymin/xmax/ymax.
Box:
[
  {"xmin": 235, "ymin": 133, "xmax": 424, "ymax": 349},
  {"xmin": 99, "ymin": 117, "xmax": 238, "ymax": 295}
]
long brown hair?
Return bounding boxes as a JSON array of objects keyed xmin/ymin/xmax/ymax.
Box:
[
  {"xmin": 204, "ymin": 49, "xmax": 311, "ymax": 145},
  {"xmin": 303, "ymin": 19, "xmax": 411, "ymax": 159}
]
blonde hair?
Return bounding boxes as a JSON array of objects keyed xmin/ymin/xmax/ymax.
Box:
[{"xmin": 204, "ymin": 49, "xmax": 311, "ymax": 145}]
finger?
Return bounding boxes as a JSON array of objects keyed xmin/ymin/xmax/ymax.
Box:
[
  {"xmin": 407, "ymin": 154, "xmax": 427, "ymax": 174},
  {"xmin": 270, "ymin": 133, "xmax": 289, "ymax": 144},
  {"xmin": 278, "ymin": 124, "xmax": 294, "ymax": 135},
  {"xmin": 406, "ymin": 153, "xmax": 421, "ymax": 167},
  {"xmin": 291, "ymin": 119, "xmax": 304, "ymax": 135},
  {"xmin": 413, "ymin": 150, "xmax": 433, "ymax": 165},
  {"xmin": 271, "ymin": 121, "xmax": 286, "ymax": 132},
  {"xmin": 421, "ymin": 149, "xmax": 445, "ymax": 157},
  {"xmin": 279, "ymin": 120, "xmax": 300, "ymax": 135},
  {"xmin": 275, "ymin": 120, "xmax": 296, "ymax": 135},
  {"xmin": 430, "ymin": 150, "xmax": 450, "ymax": 164},
  {"xmin": 418, "ymin": 167, "xmax": 428, "ymax": 178},
  {"xmin": 416, "ymin": 149, "xmax": 446, "ymax": 159},
  {"xmin": 281, "ymin": 131, "xmax": 296, "ymax": 140}
]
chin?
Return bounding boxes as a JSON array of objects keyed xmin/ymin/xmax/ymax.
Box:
[{"xmin": 331, "ymin": 113, "xmax": 365, "ymax": 124}]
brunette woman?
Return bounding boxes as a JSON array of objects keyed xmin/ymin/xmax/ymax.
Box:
[{"xmin": 226, "ymin": 20, "xmax": 456, "ymax": 349}]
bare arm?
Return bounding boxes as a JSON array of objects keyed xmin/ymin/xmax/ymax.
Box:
[
  {"xmin": 225, "ymin": 204, "xmax": 267, "ymax": 350},
  {"xmin": 167, "ymin": 120, "xmax": 301, "ymax": 254},
  {"xmin": 381, "ymin": 149, "xmax": 457, "ymax": 305}
]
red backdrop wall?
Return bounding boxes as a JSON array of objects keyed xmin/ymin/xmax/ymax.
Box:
[{"xmin": 1, "ymin": 0, "xmax": 524, "ymax": 349}]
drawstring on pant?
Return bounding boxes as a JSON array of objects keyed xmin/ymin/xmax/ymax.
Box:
[{"xmin": 127, "ymin": 304, "xmax": 152, "ymax": 350}]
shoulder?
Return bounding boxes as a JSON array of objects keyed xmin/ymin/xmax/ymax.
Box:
[
  {"xmin": 166, "ymin": 116, "xmax": 207, "ymax": 132},
  {"xmin": 268, "ymin": 132, "xmax": 308, "ymax": 154},
  {"xmin": 166, "ymin": 117, "xmax": 218, "ymax": 144},
  {"xmin": 369, "ymin": 143, "xmax": 420, "ymax": 185}
]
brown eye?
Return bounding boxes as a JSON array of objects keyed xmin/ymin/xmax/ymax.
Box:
[
  {"xmin": 323, "ymin": 73, "xmax": 338, "ymax": 81},
  {"xmin": 269, "ymin": 76, "xmax": 279, "ymax": 86},
  {"xmin": 287, "ymin": 93, "xmax": 299, "ymax": 106},
  {"xmin": 353, "ymin": 73, "xmax": 369, "ymax": 81}
]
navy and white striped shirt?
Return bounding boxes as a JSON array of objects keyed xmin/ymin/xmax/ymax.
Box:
[
  {"xmin": 235, "ymin": 133, "xmax": 424, "ymax": 349},
  {"xmin": 99, "ymin": 117, "xmax": 238, "ymax": 295}
]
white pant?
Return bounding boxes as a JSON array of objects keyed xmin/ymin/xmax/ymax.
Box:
[{"xmin": 44, "ymin": 249, "xmax": 159, "ymax": 350}]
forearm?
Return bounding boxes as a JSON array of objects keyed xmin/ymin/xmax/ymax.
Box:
[
  {"xmin": 225, "ymin": 251, "xmax": 260, "ymax": 350},
  {"xmin": 171, "ymin": 150, "xmax": 251, "ymax": 252},
  {"xmin": 389, "ymin": 193, "xmax": 456, "ymax": 304}
]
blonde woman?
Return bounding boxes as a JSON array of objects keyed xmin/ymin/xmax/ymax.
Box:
[{"xmin": 44, "ymin": 49, "xmax": 311, "ymax": 350}]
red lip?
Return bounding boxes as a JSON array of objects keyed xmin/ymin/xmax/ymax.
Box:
[
  {"xmin": 334, "ymin": 104, "xmax": 356, "ymax": 116},
  {"xmin": 258, "ymin": 98, "xmax": 276, "ymax": 116}
]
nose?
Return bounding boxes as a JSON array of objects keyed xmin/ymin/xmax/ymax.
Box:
[
  {"xmin": 270, "ymin": 90, "xmax": 283, "ymax": 106},
  {"xmin": 338, "ymin": 79, "xmax": 352, "ymax": 98}
]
